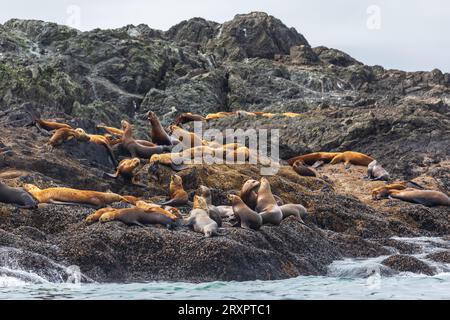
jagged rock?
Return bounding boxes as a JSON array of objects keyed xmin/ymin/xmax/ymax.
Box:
[
  {"xmin": 426, "ymin": 251, "xmax": 450, "ymax": 263},
  {"xmin": 381, "ymin": 255, "xmax": 436, "ymax": 275}
]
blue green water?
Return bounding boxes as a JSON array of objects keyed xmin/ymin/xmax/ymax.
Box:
[{"xmin": 1, "ymin": 237, "xmax": 450, "ymax": 300}]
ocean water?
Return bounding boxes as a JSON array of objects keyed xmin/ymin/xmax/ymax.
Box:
[{"xmin": 1, "ymin": 237, "xmax": 450, "ymax": 300}]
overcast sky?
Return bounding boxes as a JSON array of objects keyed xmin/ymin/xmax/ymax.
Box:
[{"xmin": 1, "ymin": 0, "xmax": 449, "ymax": 72}]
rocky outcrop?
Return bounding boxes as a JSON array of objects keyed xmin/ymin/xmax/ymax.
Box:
[
  {"xmin": 381, "ymin": 255, "xmax": 436, "ymax": 276},
  {"xmin": 0, "ymin": 12, "xmax": 449, "ymax": 282}
]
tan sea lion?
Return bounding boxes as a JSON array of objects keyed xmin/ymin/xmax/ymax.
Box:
[
  {"xmin": 205, "ymin": 112, "xmax": 235, "ymax": 121},
  {"xmin": 279, "ymin": 203, "xmax": 307, "ymax": 220},
  {"xmin": 148, "ymin": 153, "xmax": 188, "ymax": 172},
  {"xmin": 329, "ymin": 151, "xmax": 374, "ymax": 168},
  {"xmin": 175, "ymin": 113, "xmax": 206, "ymax": 126},
  {"xmin": 255, "ymin": 178, "xmax": 283, "ymax": 225},
  {"xmin": 86, "ymin": 207, "xmax": 117, "ymax": 223},
  {"xmin": 239, "ymin": 179, "xmax": 260, "ymax": 210},
  {"xmin": 135, "ymin": 200, "xmax": 180, "ymax": 220},
  {"xmin": 376, "ymin": 189, "xmax": 450, "ymax": 207},
  {"xmin": 104, "ymin": 158, "xmax": 145, "ymax": 187},
  {"xmin": 0, "ymin": 181, "xmax": 38, "ymax": 209},
  {"xmin": 25, "ymin": 106, "xmax": 72, "ymax": 132},
  {"xmin": 292, "ymin": 160, "xmax": 317, "ymax": 177},
  {"xmin": 96, "ymin": 124, "xmax": 124, "ymax": 136},
  {"xmin": 74, "ymin": 129, "xmax": 118, "ymax": 166},
  {"xmin": 158, "ymin": 174, "xmax": 189, "ymax": 206},
  {"xmin": 371, "ymin": 181, "xmax": 424, "ymax": 200},
  {"xmin": 366, "ymin": 160, "xmax": 390, "ymax": 181},
  {"xmin": 99, "ymin": 207, "xmax": 177, "ymax": 228},
  {"xmin": 282, "ymin": 112, "xmax": 301, "ymax": 118},
  {"xmin": 47, "ymin": 128, "xmax": 88, "ymax": 148},
  {"xmin": 287, "ymin": 152, "xmax": 342, "ymax": 166},
  {"xmin": 184, "ymin": 195, "xmax": 219, "ymax": 237},
  {"xmin": 228, "ymin": 194, "xmax": 262, "ymax": 230},
  {"xmin": 23, "ymin": 184, "xmax": 136, "ymax": 208},
  {"xmin": 121, "ymin": 120, "xmax": 170, "ymax": 158},
  {"xmin": 196, "ymin": 185, "xmax": 222, "ymax": 227}
]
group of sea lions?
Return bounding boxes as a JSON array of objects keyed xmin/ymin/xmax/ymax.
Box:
[
  {"xmin": 1, "ymin": 106, "xmax": 449, "ymax": 238},
  {"xmin": 286, "ymin": 151, "xmax": 450, "ymax": 207}
]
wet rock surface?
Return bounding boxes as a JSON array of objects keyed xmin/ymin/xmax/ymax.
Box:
[
  {"xmin": 381, "ymin": 255, "xmax": 437, "ymax": 276},
  {"xmin": 0, "ymin": 12, "xmax": 449, "ymax": 282}
]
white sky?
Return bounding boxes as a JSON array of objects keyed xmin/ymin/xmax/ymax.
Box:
[{"xmin": 1, "ymin": 0, "xmax": 449, "ymax": 72}]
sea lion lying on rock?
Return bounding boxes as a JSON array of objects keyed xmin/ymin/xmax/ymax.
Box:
[
  {"xmin": 0, "ymin": 181, "xmax": 38, "ymax": 209},
  {"xmin": 99, "ymin": 207, "xmax": 178, "ymax": 228},
  {"xmin": 329, "ymin": 151, "xmax": 374, "ymax": 168},
  {"xmin": 374, "ymin": 188, "xmax": 450, "ymax": 207}
]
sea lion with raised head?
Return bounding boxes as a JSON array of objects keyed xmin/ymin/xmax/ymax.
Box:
[
  {"xmin": 158, "ymin": 174, "xmax": 189, "ymax": 206},
  {"xmin": 329, "ymin": 151, "xmax": 374, "ymax": 168},
  {"xmin": 287, "ymin": 152, "xmax": 342, "ymax": 166},
  {"xmin": 292, "ymin": 160, "xmax": 317, "ymax": 177},
  {"xmin": 23, "ymin": 184, "xmax": 136, "ymax": 208},
  {"xmin": 366, "ymin": 160, "xmax": 390, "ymax": 181},
  {"xmin": 184, "ymin": 195, "xmax": 219, "ymax": 237},
  {"xmin": 239, "ymin": 179, "xmax": 260, "ymax": 210},
  {"xmin": 196, "ymin": 185, "xmax": 222, "ymax": 227},
  {"xmin": 227, "ymin": 194, "xmax": 262, "ymax": 230},
  {"xmin": 255, "ymin": 178, "xmax": 283, "ymax": 225},
  {"xmin": 147, "ymin": 111, "xmax": 179, "ymax": 146},
  {"xmin": 375, "ymin": 189, "xmax": 450, "ymax": 207},
  {"xmin": 0, "ymin": 181, "xmax": 38, "ymax": 209},
  {"xmin": 121, "ymin": 120, "xmax": 171, "ymax": 158},
  {"xmin": 99, "ymin": 207, "xmax": 177, "ymax": 228}
]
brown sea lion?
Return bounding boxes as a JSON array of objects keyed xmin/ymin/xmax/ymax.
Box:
[
  {"xmin": 184, "ymin": 195, "xmax": 219, "ymax": 237},
  {"xmin": 104, "ymin": 158, "xmax": 145, "ymax": 187},
  {"xmin": 158, "ymin": 174, "xmax": 189, "ymax": 206},
  {"xmin": 228, "ymin": 194, "xmax": 262, "ymax": 230},
  {"xmin": 147, "ymin": 111, "xmax": 179, "ymax": 146},
  {"xmin": 287, "ymin": 152, "xmax": 342, "ymax": 166},
  {"xmin": 0, "ymin": 181, "xmax": 38, "ymax": 209},
  {"xmin": 366, "ymin": 160, "xmax": 390, "ymax": 181},
  {"xmin": 86, "ymin": 207, "xmax": 116, "ymax": 223},
  {"xmin": 99, "ymin": 207, "xmax": 177, "ymax": 228},
  {"xmin": 23, "ymin": 184, "xmax": 136, "ymax": 208},
  {"xmin": 196, "ymin": 185, "xmax": 222, "ymax": 227},
  {"xmin": 255, "ymin": 178, "xmax": 283, "ymax": 225},
  {"xmin": 292, "ymin": 160, "xmax": 317, "ymax": 177},
  {"xmin": 121, "ymin": 120, "xmax": 170, "ymax": 158},
  {"xmin": 47, "ymin": 128, "xmax": 88, "ymax": 148},
  {"xmin": 240, "ymin": 179, "xmax": 260, "ymax": 210},
  {"xmin": 376, "ymin": 189, "xmax": 450, "ymax": 207},
  {"xmin": 329, "ymin": 151, "xmax": 374, "ymax": 168},
  {"xmin": 25, "ymin": 106, "xmax": 72, "ymax": 132},
  {"xmin": 175, "ymin": 113, "xmax": 206, "ymax": 126}
]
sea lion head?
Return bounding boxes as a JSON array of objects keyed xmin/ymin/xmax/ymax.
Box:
[
  {"xmin": 227, "ymin": 194, "xmax": 238, "ymax": 203},
  {"xmin": 193, "ymin": 195, "xmax": 208, "ymax": 210},
  {"xmin": 129, "ymin": 158, "xmax": 141, "ymax": 169},
  {"xmin": 197, "ymin": 185, "xmax": 211, "ymax": 198},
  {"xmin": 147, "ymin": 111, "xmax": 156, "ymax": 120},
  {"xmin": 372, "ymin": 187, "xmax": 390, "ymax": 200},
  {"xmin": 22, "ymin": 184, "xmax": 40, "ymax": 194},
  {"xmin": 121, "ymin": 120, "xmax": 130, "ymax": 130},
  {"xmin": 99, "ymin": 211, "xmax": 117, "ymax": 223},
  {"xmin": 171, "ymin": 174, "xmax": 183, "ymax": 186},
  {"xmin": 241, "ymin": 179, "xmax": 260, "ymax": 195}
]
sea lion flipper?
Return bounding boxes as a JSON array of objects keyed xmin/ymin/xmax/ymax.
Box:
[
  {"xmin": 311, "ymin": 160, "xmax": 324, "ymax": 168},
  {"xmin": 132, "ymin": 221, "xmax": 147, "ymax": 228},
  {"xmin": 104, "ymin": 171, "xmax": 119, "ymax": 179}
]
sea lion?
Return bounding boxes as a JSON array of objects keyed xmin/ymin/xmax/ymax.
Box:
[
  {"xmin": 99, "ymin": 207, "xmax": 177, "ymax": 228},
  {"xmin": 147, "ymin": 111, "xmax": 179, "ymax": 146},
  {"xmin": 376, "ymin": 189, "xmax": 450, "ymax": 207},
  {"xmin": 371, "ymin": 181, "xmax": 424, "ymax": 200},
  {"xmin": 366, "ymin": 160, "xmax": 390, "ymax": 181},
  {"xmin": 279, "ymin": 204, "xmax": 307, "ymax": 220},
  {"xmin": 240, "ymin": 179, "xmax": 260, "ymax": 210},
  {"xmin": 96, "ymin": 124, "xmax": 156, "ymax": 147},
  {"xmin": 216, "ymin": 205, "xmax": 235, "ymax": 220},
  {"xmin": 149, "ymin": 153, "xmax": 188, "ymax": 172},
  {"xmin": 228, "ymin": 194, "xmax": 262, "ymax": 230},
  {"xmin": 86, "ymin": 207, "xmax": 116, "ymax": 223},
  {"xmin": 225, "ymin": 146, "xmax": 250, "ymax": 163},
  {"xmin": 329, "ymin": 151, "xmax": 374, "ymax": 168},
  {"xmin": 47, "ymin": 128, "xmax": 88, "ymax": 148},
  {"xmin": 184, "ymin": 195, "xmax": 219, "ymax": 237},
  {"xmin": 196, "ymin": 185, "xmax": 222, "ymax": 227},
  {"xmin": 169, "ymin": 125, "xmax": 206, "ymax": 149},
  {"xmin": 0, "ymin": 181, "xmax": 38, "ymax": 209},
  {"xmin": 205, "ymin": 112, "xmax": 235, "ymax": 121},
  {"xmin": 25, "ymin": 106, "xmax": 72, "ymax": 132},
  {"xmin": 255, "ymin": 178, "xmax": 283, "ymax": 225},
  {"xmin": 96, "ymin": 124, "xmax": 124, "ymax": 136},
  {"xmin": 158, "ymin": 174, "xmax": 189, "ymax": 206},
  {"xmin": 292, "ymin": 160, "xmax": 317, "ymax": 177},
  {"xmin": 23, "ymin": 184, "xmax": 136, "ymax": 208},
  {"xmin": 135, "ymin": 200, "xmax": 180, "ymax": 220},
  {"xmin": 175, "ymin": 113, "xmax": 205, "ymax": 126},
  {"xmin": 287, "ymin": 152, "xmax": 342, "ymax": 166},
  {"xmin": 104, "ymin": 158, "xmax": 145, "ymax": 187},
  {"xmin": 121, "ymin": 120, "xmax": 170, "ymax": 158}
]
